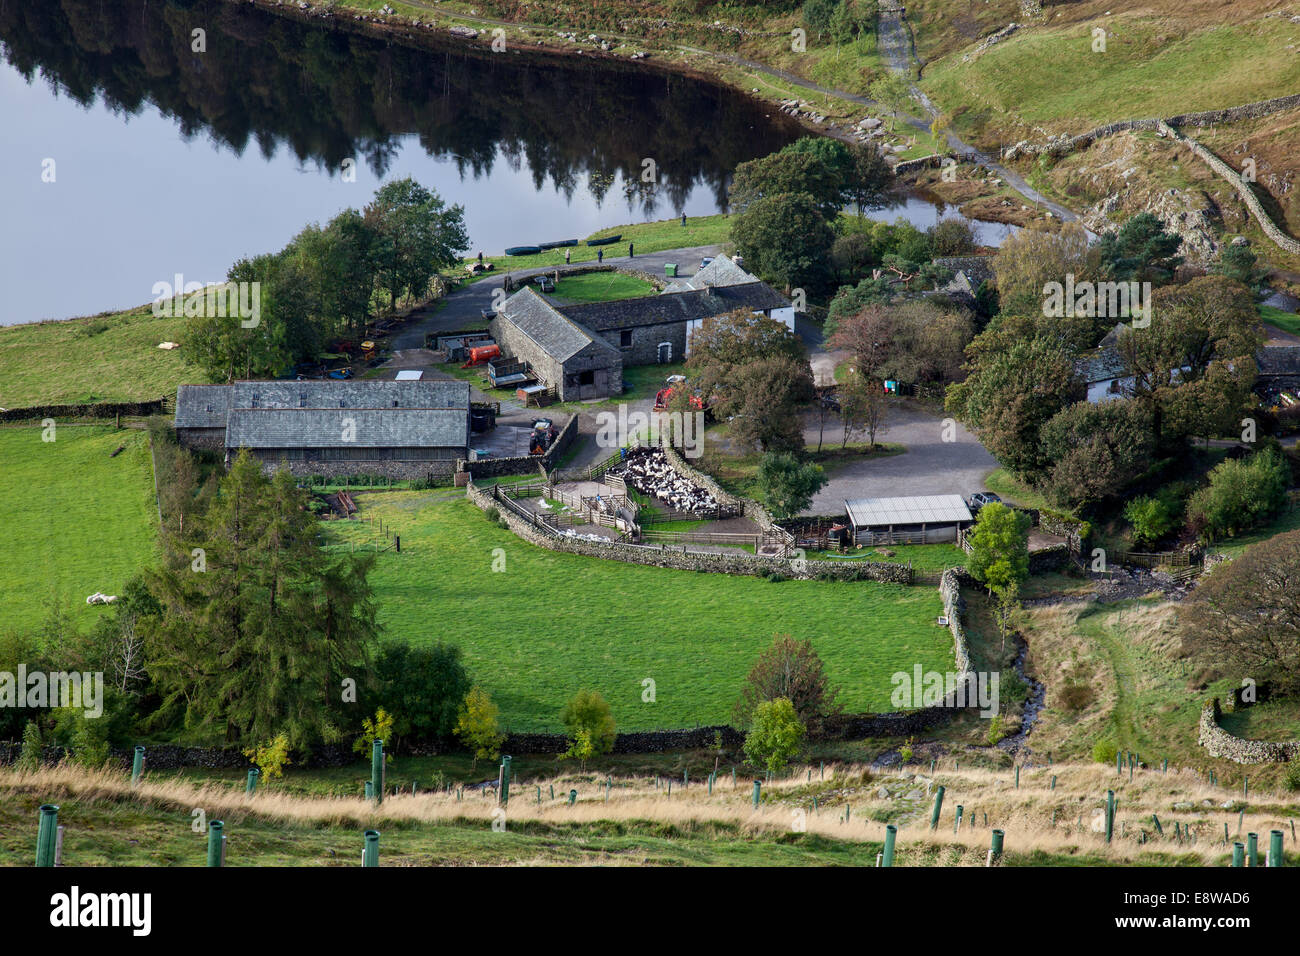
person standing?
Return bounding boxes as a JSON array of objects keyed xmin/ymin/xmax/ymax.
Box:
[
  {"xmin": 597, "ymin": 248, "xmax": 603, "ymax": 264},
  {"xmin": 628, "ymin": 242, "xmax": 634, "ymax": 258},
  {"xmin": 681, "ymin": 213, "xmax": 687, "ymax": 227},
  {"xmin": 565, "ymin": 247, "xmax": 571, "ymax": 265},
  {"xmin": 477, "ymin": 250, "xmax": 484, "ymax": 265}
]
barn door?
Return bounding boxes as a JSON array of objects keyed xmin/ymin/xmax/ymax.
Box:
[{"xmin": 657, "ymin": 342, "xmax": 672, "ymax": 363}]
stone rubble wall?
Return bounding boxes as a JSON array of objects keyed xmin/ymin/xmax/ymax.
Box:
[
  {"xmin": 468, "ymin": 480, "xmax": 912, "ymax": 582},
  {"xmin": 1198, "ymin": 698, "xmax": 1300, "ymax": 764},
  {"xmin": 1003, "ymin": 93, "xmax": 1300, "ymax": 255},
  {"xmin": 659, "ymin": 442, "xmax": 788, "ymax": 536},
  {"xmin": 1156, "ymin": 121, "xmax": 1300, "ymax": 256}
]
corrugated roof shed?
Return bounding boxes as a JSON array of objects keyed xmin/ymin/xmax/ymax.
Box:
[
  {"xmin": 226, "ymin": 408, "xmax": 468, "ymax": 449},
  {"xmin": 844, "ymin": 494, "xmax": 973, "ymax": 527},
  {"xmin": 174, "ymin": 384, "xmax": 232, "ymax": 429},
  {"xmin": 562, "ymin": 282, "xmax": 789, "ymax": 331},
  {"xmin": 499, "ymin": 287, "xmax": 617, "ymax": 361}
]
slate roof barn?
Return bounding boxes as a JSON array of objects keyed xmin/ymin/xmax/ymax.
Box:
[
  {"xmin": 562, "ymin": 282, "xmax": 790, "ymax": 332},
  {"xmin": 174, "ymin": 379, "xmax": 471, "ymax": 479},
  {"xmin": 487, "ymin": 256, "xmax": 793, "ymax": 396},
  {"xmin": 489, "ymin": 288, "xmax": 623, "ymax": 401}
]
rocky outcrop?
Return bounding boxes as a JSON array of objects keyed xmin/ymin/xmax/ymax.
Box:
[
  {"xmin": 1157, "ymin": 121, "xmax": 1300, "ymax": 256},
  {"xmin": 962, "ymin": 23, "xmax": 1020, "ymax": 63}
]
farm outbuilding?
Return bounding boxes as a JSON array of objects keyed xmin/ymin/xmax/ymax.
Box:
[
  {"xmin": 489, "ymin": 288, "xmax": 623, "ymax": 401},
  {"xmin": 844, "ymin": 494, "xmax": 973, "ymax": 545},
  {"xmin": 174, "ymin": 380, "xmax": 471, "ymax": 480},
  {"xmin": 485, "ymin": 256, "xmax": 791, "ymax": 400}
]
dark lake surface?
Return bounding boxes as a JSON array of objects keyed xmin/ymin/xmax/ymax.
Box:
[{"xmin": 0, "ymin": 0, "xmax": 1011, "ymax": 326}]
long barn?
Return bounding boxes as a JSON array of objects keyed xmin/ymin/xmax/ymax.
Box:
[{"xmin": 174, "ymin": 380, "xmax": 470, "ymax": 480}]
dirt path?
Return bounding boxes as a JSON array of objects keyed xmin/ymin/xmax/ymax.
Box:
[{"xmin": 874, "ymin": 4, "xmax": 1079, "ymax": 222}]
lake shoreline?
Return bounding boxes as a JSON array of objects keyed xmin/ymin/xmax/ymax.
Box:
[{"xmin": 217, "ymin": 0, "xmax": 1024, "ymax": 203}]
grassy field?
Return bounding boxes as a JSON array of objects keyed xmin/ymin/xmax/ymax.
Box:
[
  {"xmin": 466, "ymin": 215, "xmax": 733, "ymax": 275},
  {"xmin": 982, "ymin": 468, "xmax": 1055, "ymax": 513},
  {"xmin": 922, "ymin": 14, "xmax": 1300, "ymax": 148},
  {"xmin": 0, "ymin": 426, "xmax": 159, "ymax": 634},
  {"xmin": 1261, "ymin": 304, "xmax": 1300, "ymax": 337},
  {"xmin": 1019, "ymin": 595, "xmax": 1300, "ymax": 789},
  {"xmin": 548, "ymin": 272, "xmax": 657, "ymax": 305},
  {"xmin": 808, "ymin": 542, "xmax": 966, "ymax": 573},
  {"xmin": 322, "ymin": 495, "xmax": 951, "ymax": 732},
  {"xmin": 0, "ymin": 307, "xmax": 188, "ymax": 408}
]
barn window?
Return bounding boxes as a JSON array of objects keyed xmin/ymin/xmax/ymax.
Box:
[
  {"xmin": 579, "ymin": 370, "xmax": 595, "ymax": 386},
  {"xmin": 619, "ymin": 330, "xmax": 633, "ymax": 348}
]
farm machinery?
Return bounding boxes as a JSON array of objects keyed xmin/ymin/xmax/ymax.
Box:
[
  {"xmin": 529, "ymin": 418, "xmax": 560, "ymax": 455},
  {"xmin": 653, "ymin": 376, "xmax": 715, "ymax": 418}
]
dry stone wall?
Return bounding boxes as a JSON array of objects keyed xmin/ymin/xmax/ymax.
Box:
[
  {"xmin": 1157, "ymin": 121, "xmax": 1300, "ymax": 256},
  {"xmin": 1003, "ymin": 94, "xmax": 1300, "ymax": 255},
  {"xmin": 1198, "ymin": 698, "xmax": 1300, "ymax": 764},
  {"xmin": 660, "ymin": 443, "xmax": 787, "ymax": 534},
  {"xmin": 469, "ymin": 480, "xmax": 912, "ymax": 581}
]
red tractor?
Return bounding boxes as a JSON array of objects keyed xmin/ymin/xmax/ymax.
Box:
[{"xmin": 653, "ymin": 386, "xmax": 705, "ymax": 411}]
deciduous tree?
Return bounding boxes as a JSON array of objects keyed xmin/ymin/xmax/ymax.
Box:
[{"xmin": 735, "ymin": 635, "xmax": 841, "ymax": 735}]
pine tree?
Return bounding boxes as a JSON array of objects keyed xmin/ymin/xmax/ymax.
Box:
[{"xmin": 147, "ymin": 450, "xmax": 376, "ymax": 751}]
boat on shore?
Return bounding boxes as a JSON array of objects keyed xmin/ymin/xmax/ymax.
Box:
[{"xmin": 585, "ymin": 234, "xmax": 622, "ymax": 246}]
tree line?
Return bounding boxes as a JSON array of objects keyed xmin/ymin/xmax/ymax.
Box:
[{"xmin": 184, "ymin": 178, "xmax": 468, "ymax": 381}]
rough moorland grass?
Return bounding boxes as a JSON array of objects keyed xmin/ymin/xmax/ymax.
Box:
[
  {"xmin": 323, "ymin": 495, "xmax": 950, "ymax": 732},
  {"xmin": 0, "ymin": 426, "xmax": 159, "ymax": 633},
  {"xmin": 548, "ymin": 272, "xmax": 658, "ymax": 304},
  {"xmin": 923, "ymin": 17, "xmax": 1300, "ymax": 144},
  {"xmin": 0, "ymin": 307, "xmax": 189, "ymax": 408},
  {"xmin": 1021, "ymin": 597, "xmax": 1300, "ymax": 790},
  {"xmin": 7, "ymin": 758, "xmax": 1291, "ymax": 867}
]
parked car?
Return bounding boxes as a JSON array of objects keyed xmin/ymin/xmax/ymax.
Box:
[{"xmin": 967, "ymin": 491, "xmax": 1002, "ymax": 514}]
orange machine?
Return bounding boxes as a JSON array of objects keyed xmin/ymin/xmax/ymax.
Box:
[{"xmin": 462, "ymin": 343, "xmax": 501, "ymax": 367}]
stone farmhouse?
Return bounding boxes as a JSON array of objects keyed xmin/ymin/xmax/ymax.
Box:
[
  {"xmin": 173, "ymin": 380, "xmax": 471, "ymax": 480},
  {"xmin": 489, "ymin": 255, "xmax": 792, "ymax": 401}
]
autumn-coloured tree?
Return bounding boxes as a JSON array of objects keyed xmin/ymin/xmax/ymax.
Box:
[{"xmin": 735, "ymin": 635, "xmax": 841, "ymax": 735}]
